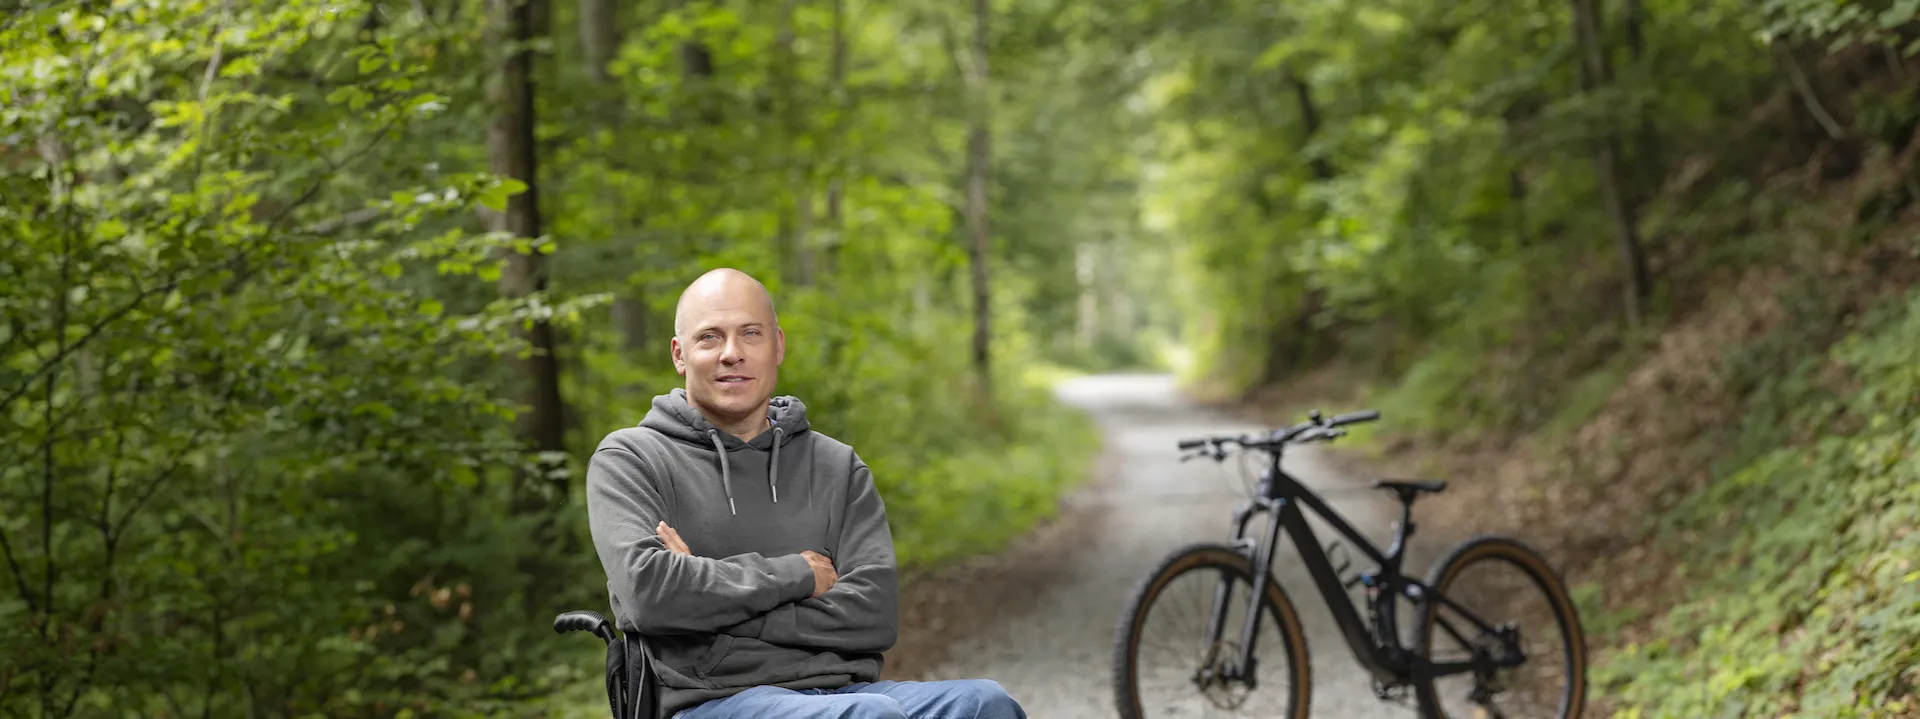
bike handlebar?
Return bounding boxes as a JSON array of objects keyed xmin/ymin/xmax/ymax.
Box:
[
  {"xmin": 1176, "ymin": 408, "xmax": 1380, "ymax": 460},
  {"xmin": 1327, "ymin": 409, "xmax": 1380, "ymax": 426}
]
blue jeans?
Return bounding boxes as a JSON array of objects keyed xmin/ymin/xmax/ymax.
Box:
[{"xmin": 673, "ymin": 679, "xmax": 1026, "ymax": 719}]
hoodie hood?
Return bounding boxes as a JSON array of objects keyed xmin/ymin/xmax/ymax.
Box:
[{"xmin": 639, "ymin": 389, "xmax": 812, "ymax": 515}]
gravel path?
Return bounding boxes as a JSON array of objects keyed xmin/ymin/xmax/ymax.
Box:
[{"xmin": 891, "ymin": 373, "xmax": 1433, "ymax": 718}]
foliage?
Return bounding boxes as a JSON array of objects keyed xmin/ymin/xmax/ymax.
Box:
[
  {"xmin": 1144, "ymin": 0, "xmax": 1784, "ymax": 426},
  {"xmin": 1761, "ymin": 0, "xmax": 1920, "ymax": 54},
  {"xmin": 0, "ymin": 1, "xmax": 616, "ymax": 715},
  {"xmin": 2, "ymin": 0, "xmax": 1124, "ymax": 714},
  {"xmin": 1596, "ymin": 286, "xmax": 1920, "ymax": 717}
]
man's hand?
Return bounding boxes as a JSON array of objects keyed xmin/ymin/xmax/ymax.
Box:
[
  {"xmin": 658, "ymin": 521, "xmax": 691, "ymax": 555},
  {"xmin": 800, "ymin": 549, "xmax": 837, "ymax": 597}
]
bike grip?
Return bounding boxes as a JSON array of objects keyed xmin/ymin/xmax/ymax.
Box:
[
  {"xmin": 553, "ymin": 610, "xmax": 609, "ymax": 635},
  {"xmin": 1178, "ymin": 438, "xmax": 1206, "ymax": 450},
  {"xmin": 1330, "ymin": 409, "xmax": 1380, "ymax": 426}
]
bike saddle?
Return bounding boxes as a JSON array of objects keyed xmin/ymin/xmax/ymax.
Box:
[{"xmin": 1372, "ymin": 479, "xmax": 1447, "ymax": 500}]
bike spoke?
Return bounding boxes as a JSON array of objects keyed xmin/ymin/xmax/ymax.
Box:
[
  {"xmin": 1129, "ymin": 565, "xmax": 1296, "ymax": 717},
  {"xmin": 1424, "ymin": 553, "xmax": 1577, "ymax": 718}
]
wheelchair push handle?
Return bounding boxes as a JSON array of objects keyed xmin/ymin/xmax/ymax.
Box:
[{"xmin": 554, "ymin": 609, "xmax": 620, "ymax": 644}]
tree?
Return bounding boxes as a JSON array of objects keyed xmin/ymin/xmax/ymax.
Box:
[
  {"xmin": 487, "ymin": 0, "xmax": 571, "ymax": 507},
  {"xmin": 1572, "ymin": 0, "xmax": 1652, "ymax": 330},
  {"xmin": 965, "ymin": 0, "xmax": 993, "ymax": 391}
]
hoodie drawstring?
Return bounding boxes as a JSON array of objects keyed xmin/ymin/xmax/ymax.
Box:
[
  {"xmin": 709, "ymin": 424, "xmax": 784, "ymax": 515},
  {"xmin": 769, "ymin": 426, "xmax": 783, "ymax": 504},
  {"xmin": 708, "ymin": 429, "xmax": 736, "ymax": 515}
]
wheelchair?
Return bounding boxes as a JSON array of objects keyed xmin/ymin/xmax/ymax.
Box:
[{"xmin": 554, "ymin": 609, "xmax": 659, "ymax": 719}]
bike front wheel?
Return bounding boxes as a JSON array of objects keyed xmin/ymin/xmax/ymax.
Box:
[
  {"xmin": 1112, "ymin": 543, "xmax": 1311, "ymax": 719},
  {"xmin": 1414, "ymin": 536, "xmax": 1588, "ymax": 718}
]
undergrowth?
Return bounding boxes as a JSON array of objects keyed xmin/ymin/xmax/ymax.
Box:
[
  {"xmin": 879, "ymin": 382, "xmax": 1102, "ymax": 570},
  {"xmin": 1594, "ymin": 282, "xmax": 1920, "ymax": 718}
]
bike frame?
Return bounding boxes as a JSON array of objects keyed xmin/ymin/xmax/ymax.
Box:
[{"xmin": 1202, "ymin": 445, "xmax": 1513, "ymax": 689}]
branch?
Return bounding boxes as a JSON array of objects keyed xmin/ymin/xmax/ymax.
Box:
[
  {"xmin": 109, "ymin": 362, "xmax": 242, "ymax": 543},
  {"xmin": 301, "ymin": 207, "xmax": 384, "ymax": 235},
  {"xmin": 41, "ymin": 177, "xmax": 78, "ymax": 637},
  {"xmin": 0, "ymin": 519, "xmax": 36, "ymax": 615},
  {"xmin": 0, "ymin": 278, "xmax": 179, "ymax": 417},
  {"xmin": 53, "ymin": 428, "xmax": 130, "ymax": 719},
  {"xmin": 110, "ymin": 431, "xmax": 209, "ymax": 546},
  {"xmin": 3, "ymin": 30, "xmax": 402, "ymax": 436},
  {"xmin": 1773, "ymin": 42, "xmax": 1845, "ymax": 140},
  {"xmin": 38, "ymin": 373, "xmax": 55, "ymax": 638},
  {"xmin": 158, "ymin": 682, "xmax": 190, "ymax": 719},
  {"xmin": 189, "ymin": 0, "xmax": 230, "ymax": 189}
]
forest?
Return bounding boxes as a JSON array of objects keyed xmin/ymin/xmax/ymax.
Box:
[{"xmin": 4, "ymin": 0, "xmax": 1918, "ymax": 716}]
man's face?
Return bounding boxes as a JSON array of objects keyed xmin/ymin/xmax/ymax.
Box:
[{"xmin": 671, "ymin": 283, "xmax": 785, "ymax": 424}]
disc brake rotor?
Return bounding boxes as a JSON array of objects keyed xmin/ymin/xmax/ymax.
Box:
[{"xmin": 1192, "ymin": 639, "xmax": 1252, "ymax": 711}]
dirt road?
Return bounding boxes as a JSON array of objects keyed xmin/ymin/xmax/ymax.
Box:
[{"xmin": 894, "ymin": 373, "xmax": 1430, "ymax": 718}]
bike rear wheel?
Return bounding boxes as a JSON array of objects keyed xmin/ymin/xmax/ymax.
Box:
[
  {"xmin": 1414, "ymin": 536, "xmax": 1588, "ymax": 718},
  {"xmin": 1112, "ymin": 543, "xmax": 1311, "ymax": 719}
]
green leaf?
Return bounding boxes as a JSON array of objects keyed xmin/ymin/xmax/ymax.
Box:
[{"xmin": 477, "ymin": 178, "xmax": 527, "ymax": 212}]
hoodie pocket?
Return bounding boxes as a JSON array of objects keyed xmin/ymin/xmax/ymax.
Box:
[{"xmin": 693, "ymin": 634, "xmax": 733, "ymax": 680}]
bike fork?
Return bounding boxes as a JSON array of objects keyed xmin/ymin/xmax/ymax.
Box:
[
  {"xmin": 1201, "ymin": 502, "xmax": 1254, "ymax": 664},
  {"xmin": 1205, "ymin": 500, "xmax": 1283, "ymax": 684}
]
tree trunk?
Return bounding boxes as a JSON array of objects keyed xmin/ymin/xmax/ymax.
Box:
[
  {"xmin": 965, "ymin": 0, "xmax": 992, "ymax": 391},
  {"xmin": 680, "ymin": 30, "xmax": 717, "ymax": 129},
  {"xmin": 579, "ymin": 0, "xmax": 650, "ymax": 357},
  {"xmin": 1288, "ymin": 71, "xmax": 1335, "ymax": 181},
  {"xmin": 1622, "ymin": 0, "xmax": 1664, "ymax": 197},
  {"xmin": 1572, "ymin": 0, "xmax": 1650, "ymax": 330},
  {"xmin": 1509, "ymin": 167, "xmax": 1530, "ymax": 247},
  {"xmin": 1503, "ymin": 98, "xmax": 1537, "ymax": 249},
  {"xmin": 1623, "ymin": 0, "xmax": 1643, "ymax": 60},
  {"xmin": 578, "ymin": 0, "xmax": 615, "ymax": 84},
  {"xmin": 676, "ymin": 0, "xmax": 719, "ymax": 198},
  {"xmin": 488, "ymin": 0, "xmax": 569, "ymax": 501},
  {"xmin": 779, "ymin": 0, "xmax": 815, "ymax": 286},
  {"xmin": 610, "ymin": 297, "xmax": 648, "ymax": 351},
  {"xmin": 1075, "ymin": 242, "xmax": 1097, "ymax": 353},
  {"xmin": 822, "ymin": 0, "xmax": 846, "ymax": 278}
]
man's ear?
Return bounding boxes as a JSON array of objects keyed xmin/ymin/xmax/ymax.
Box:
[
  {"xmin": 775, "ymin": 327, "xmax": 786, "ymax": 365},
  {"xmin": 670, "ymin": 337, "xmax": 687, "ymax": 376}
]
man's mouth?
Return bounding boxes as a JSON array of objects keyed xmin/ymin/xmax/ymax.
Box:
[{"xmin": 716, "ymin": 375, "xmax": 752, "ymax": 385}]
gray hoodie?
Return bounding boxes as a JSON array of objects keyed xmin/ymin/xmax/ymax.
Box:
[{"xmin": 584, "ymin": 389, "xmax": 899, "ymax": 718}]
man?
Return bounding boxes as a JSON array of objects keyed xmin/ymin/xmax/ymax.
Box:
[{"xmin": 584, "ymin": 268, "xmax": 1027, "ymax": 719}]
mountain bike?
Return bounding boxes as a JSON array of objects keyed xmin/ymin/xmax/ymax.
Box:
[{"xmin": 1111, "ymin": 409, "xmax": 1587, "ymax": 718}]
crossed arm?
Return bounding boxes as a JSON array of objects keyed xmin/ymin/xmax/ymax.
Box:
[
  {"xmin": 698, "ymin": 461, "xmax": 898, "ymax": 653},
  {"xmin": 584, "ymin": 446, "xmax": 900, "ymax": 655}
]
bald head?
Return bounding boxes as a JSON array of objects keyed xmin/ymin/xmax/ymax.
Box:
[
  {"xmin": 673, "ymin": 268, "xmax": 778, "ymax": 338},
  {"xmin": 670, "ymin": 268, "xmax": 786, "ymax": 435}
]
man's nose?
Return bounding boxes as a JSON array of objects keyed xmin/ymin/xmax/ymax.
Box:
[{"xmin": 719, "ymin": 337, "xmax": 744, "ymax": 363}]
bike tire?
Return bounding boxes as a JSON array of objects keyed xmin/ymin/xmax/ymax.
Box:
[
  {"xmin": 1413, "ymin": 536, "xmax": 1588, "ymax": 718},
  {"xmin": 1111, "ymin": 542, "xmax": 1312, "ymax": 719}
]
